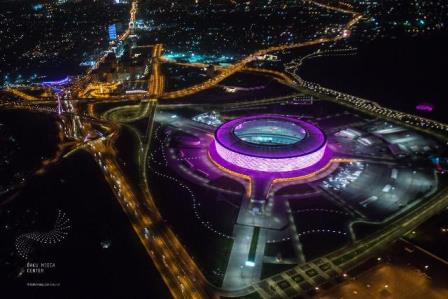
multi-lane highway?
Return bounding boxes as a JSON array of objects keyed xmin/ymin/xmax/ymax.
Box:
[
  {"xmin": 148, "ymin": 44, "xmax": 165, "ymax": 97},
  {"xmin": 59, "ymin": 98, "xmax": 215, "ymax": 299}
]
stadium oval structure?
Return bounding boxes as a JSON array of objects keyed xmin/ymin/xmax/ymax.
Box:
[{"xmin": 209, "ymin": 115, "xmax": 330, "ymax": 175}]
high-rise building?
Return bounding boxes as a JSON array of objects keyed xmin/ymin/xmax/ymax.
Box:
[{"xmin": 108, "ymin": 24, "xmax": 118, "ymax": 41}]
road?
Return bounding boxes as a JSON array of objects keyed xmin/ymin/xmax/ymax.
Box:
[
  {"xmin": 148, "ymin": 44, "xmax": 165, "ymax": 97},
  {"xmin": 70, "ymin": 0, "xmax": 139, "ymax": 96},
  {"xmin": 60, "ymin": 99, "xmax": 216, "ymax": 299}
]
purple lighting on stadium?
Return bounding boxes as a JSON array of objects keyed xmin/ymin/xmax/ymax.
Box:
[
  {"xmin": 210, "ymin": 115, "xmax": 330, "ymax": 175},
  {"xmin": 214, "ymin": 140, "xmax": 326, "ymax": 172}
]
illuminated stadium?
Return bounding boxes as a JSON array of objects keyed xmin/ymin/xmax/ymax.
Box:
[{"xmin": 209, "ymin": 115, "xmax": 330, "ymax": 175}]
